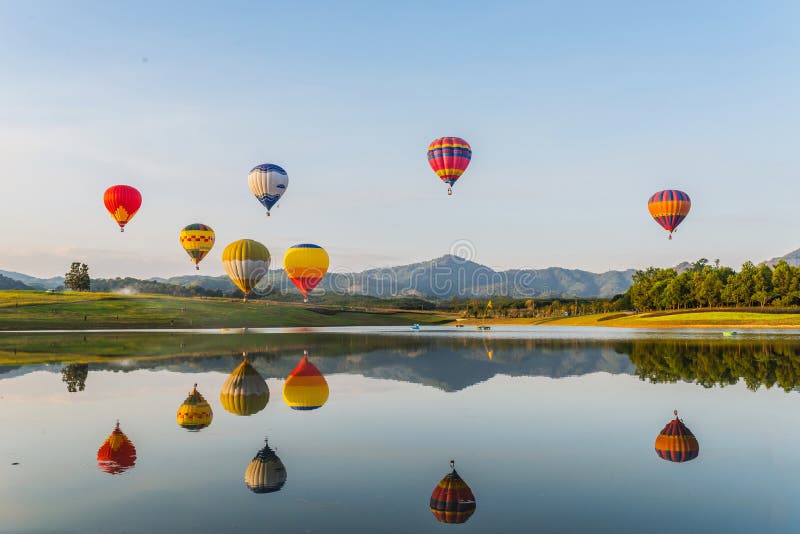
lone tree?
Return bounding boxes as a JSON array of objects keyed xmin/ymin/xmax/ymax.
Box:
[
  {"xmin": 61, "ymin": 363, "xmax": 89, "ymax": 393},
  {"xmin": 64, "ymin": 262, "xmax": 91, "ymax": 291}
]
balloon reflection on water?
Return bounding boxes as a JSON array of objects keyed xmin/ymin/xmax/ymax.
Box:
[
  {"xmin": 430, "ymin": 460, "xmax": 476, "ymax": 524},
  {"xmin": 97, "ymin": 421, "xmax": 137, "ymax": 475},
  {"xmin": 220, "ymin": 355, "xmax": 270, "ymax": 416},
  {"xmin": 654, "ymin": 410, "xmax": 699, "ymax": 463},
  {"xmin": 176, "ymin": 383, "xmax": 213, "ymax": 431},
  {"xmin": 282, "ymin": 350, "xmax": 329, "ymax": 411},
  {"xmin": 244, "ymin": 438, "xmax": 287, "ymax": 494}
]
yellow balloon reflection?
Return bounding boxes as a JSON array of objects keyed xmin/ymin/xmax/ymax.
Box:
[
  {"xmin": 177, "ymin": 383, "xmax": 213, "ymax": 431},
  {"xmin": 220, "ymin": 355, "xmax": 270, "ymax": 416}
]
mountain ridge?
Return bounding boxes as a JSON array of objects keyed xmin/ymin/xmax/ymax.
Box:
[{"xmin": 4, "ymin": 247, "xmax": 800, "ymax": 299}]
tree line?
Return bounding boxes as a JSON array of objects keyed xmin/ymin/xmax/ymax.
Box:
[{"xmin": 626, "ymin": 258, "xmax": 800, "ymax": 311}]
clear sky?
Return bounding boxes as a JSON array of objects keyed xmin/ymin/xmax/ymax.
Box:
[{"xmin": 1, "ymin": 1, "xmax": 799, "ymax": 278}]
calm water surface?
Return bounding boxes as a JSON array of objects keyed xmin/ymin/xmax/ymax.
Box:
[{"xmin": 2, "ymin": 327, "xmax": 800, "ymax": 533}]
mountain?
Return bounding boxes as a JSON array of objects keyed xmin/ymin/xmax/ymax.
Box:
[
  {"xmin": 0, "ymin": 270, "xmax": 63, "ymax": 290},
  {"xmin": 764, "ymin": 247, "xmax": 800, "ymax": 268},
  {"xmin": 0, "ymin": 274, "xmax": 33, "ymax": 290},
  {"xmin": 153, "ymin": 256, "xmax": 634, "ymax": 299}
]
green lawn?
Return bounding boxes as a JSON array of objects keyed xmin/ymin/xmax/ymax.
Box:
[{"xmin": 0, "ymin": 291, "xmax": 452, "ymax": 331}]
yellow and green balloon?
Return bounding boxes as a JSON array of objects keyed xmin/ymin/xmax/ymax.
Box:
[{"xmin": 222, "ymin": 239, "xmax": 271, "ymax": 300}]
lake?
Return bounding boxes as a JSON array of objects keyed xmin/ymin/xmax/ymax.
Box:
[{"xmin": 2, "ymin": 326, "xmax": 800, "ymax": 533}]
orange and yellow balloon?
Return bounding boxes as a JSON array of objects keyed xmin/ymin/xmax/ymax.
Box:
[
  {"xmin": 179, "ymin": 224, "xmax": 215, "ymax": 270},
  {"xmin": 103, "ymin": 185, "xmax": 142, "ymax": 232},
  {"xmin": 283, "ymin": 244, "xmax": 329, "ymax": 303},
  {"xmin": 222, "ymin": 239, "xmax": 271, "ymax": 300},
  {"xmin": 282, "ymin": 351, "xmax": 329, "ymax": 410}
]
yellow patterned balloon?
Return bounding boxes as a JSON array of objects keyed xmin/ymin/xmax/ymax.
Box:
[
  {"xmin": 179, "ymin": 224, "xmax": 215, "ymax": 270},
  {"xmin": 176, "ymin": 383, "xmax": 213, "ymax": 431},
  {"xmin": 220, "ymin": 357, "xmax": 270, "ymax": 416},
  {"xmin": 222, "ymin": 239, "xmax": 271, "ymax": 299}
]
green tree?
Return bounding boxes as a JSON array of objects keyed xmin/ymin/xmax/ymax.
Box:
[
  {"xmin": 752, "ymin": 264, "xmax": 773, "ymax": 308},
  {"xmin": 64, "ymin": 262, "xmax": 91, "ymax": 291},
  {"xmin": 771, "ymin": 260, "xmax": 799, "ymax": 306}
]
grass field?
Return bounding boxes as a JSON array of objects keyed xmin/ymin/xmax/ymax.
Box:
[
  {"xmin": 0, "ymin": 291, "xmax": 452, "ymax": 330},
  {"xmin": 459, "ymin": 310, "xmax": 800, "ymax": 328}
]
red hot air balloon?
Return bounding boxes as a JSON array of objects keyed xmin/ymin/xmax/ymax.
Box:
[
  {"xmin": 104, "ymin": 185, "xmax": 142, "ymax": 232},
  {"xmin": 430, "ymin": 460, "xmax": 476, "ymax": 524},
  {"xmin": 647, "ymin": 189, "xmax": 691, "ymax": 240},
  {"xmin": 97, "ymin": 421, "xmax": 137, "ymax": 474},
  {"xmin": 655, "ymin": 410, "xmax": 699, "ymax": 463},
  {"xmin": 427, "ymin": 137, "xmax": 472, "ymax": 196}
]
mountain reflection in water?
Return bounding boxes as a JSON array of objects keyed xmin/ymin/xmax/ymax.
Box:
[{"xmin": 3, "ymin": 332, "xmax": 800, "ymax": 392}]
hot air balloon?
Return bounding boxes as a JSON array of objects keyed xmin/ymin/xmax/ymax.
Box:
[
  {"xmin": 282, "ymin": 350, "xmax": 329, "ymax": 410},
  {"xmin": 248, "ymin": 164, "xmax": 289, "ymax": 216},
  {"xmin": 222, "ymin": 239, "xmax": 271, "ymax": 301},
  {"xmin": 430, "ymin": 460, "xmax": 476, "ymax": 524},
  {"xmin": 97, "ymin": 421, "xmax": 137, "ymax": 474},
  {"xmin": 647, "ymin": 189, "xmax": 691, "ymax": 240},
  {"xmin": 179, "ymin": 224, "xmax": 215, "ymax": 270},
  {"xmin": 283, "ymin": 244, "xmax": 329, "ymax": 303},
  {"xmin": 176, "ymin": 383, "xmax": 213, "ymax": 431},
  {"xmin": 244, "ymin": 439, "xmax": 287, "ymax": 494},
  {"xmin": 103, "ymin": 185, "xmax": 142, "ymax": 232},
  {"xmin": 655, "ymin": 410, "xmax": 699, "ymax": 463},
  {"xmin": 427, "ymin": 137, "xmax": 472, "ymax": 196},
  {"xmin": 220, "ymin": 356, "xmax": 270, "ymax": 416}
]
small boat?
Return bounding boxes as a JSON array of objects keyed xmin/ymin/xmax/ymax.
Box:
[
  {"xmin": 411, "ymin": 324, "xmax": 421, "ymax": 331},
  {"xmin": 476, "ymin": 325, "xmax": 491, "ymax": 331},
  {"xmin": 455, "ymin": 324, "xmax": 465, "ymax": 328},
  {"xmin": 722, "ymin": 331, "xmax": 737, "ymax": 337}
]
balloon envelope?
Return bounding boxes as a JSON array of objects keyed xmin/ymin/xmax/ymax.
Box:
[
  {"xmin": 282, "ymin": 352, "xmax": 329, "ymax": 410},
  {"xmin": 655, "ymin": 411, "xmax": 699, "ymax": 462},
  {"xmin": 427, "ymin": 137, "xmax": 472, "ymax": 189},
  {"xmin": 176, "ymin": 384, "xmax": 213, "ymax": 431},
  {"xmin": 283, "ymin": 244, "xmax": 329, "ymax": 300},
  {"xmin": 220, "ymin": 358, "xmax": 270, "ymax": 416},
  {"xmin": 430, "ymin": 462, "xmax": 476, "ymax": 524},
  {"xmin": 244, "ymin": 439, "xmax": 287, "ymax": 494},
  {"xmin": 103, "ymin": 185, "xmax": 142, "ymax": 231},
  {"xmin": 248, "ymin": 164, "xmax": 288, "ymax": 214},
  {"xmin": 97, "ymin": 422, "xmax": 137, "ymax": 475},
  {"xmin": 179, "ymin": 224, "xmax": 215, "ymax": 270},
  {"xmin": 222, "ymin": 239, "xmax": 271, "ymax": 297},
  {"xmin": 648, "ymin": 190, "xmax": 691, "ymax": 238}
]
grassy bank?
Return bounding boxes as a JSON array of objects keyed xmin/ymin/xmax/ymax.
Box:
[
  {"xmin": 0, "ymin": 291, "xmax": 452, "ymax": 330},
  {"xmin": 456, "ymin": 310, "xmax": 800, "ymax": 328}
]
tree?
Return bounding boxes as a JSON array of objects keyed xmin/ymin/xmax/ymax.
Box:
[
  {"xmin": 771, "ymin": 260, "xmax": 799, "ymax": 306},
  {"xmin": 752, "ymin": 264, "xmax": 773, "ymax": 308},
  {"xmin": 64, "ymin": 262, "xmax": 91, "ymax": 291}
]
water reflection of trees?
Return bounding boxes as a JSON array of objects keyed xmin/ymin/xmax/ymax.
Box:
[
  {"xmin": 619, "ymin": 340, "xmax": 800, "ymax": 391},
  {"xmin": 61, "ymin": 363, "xmax": 88, "ymax": 392}
]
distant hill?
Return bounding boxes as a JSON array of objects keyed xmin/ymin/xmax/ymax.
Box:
[
  {"xmin": 0, "ymin": 274, "xmax": 33, "ymax": 290},
  {"xmin": 764, "ymin": 247, "xmax": 800, "ymax": 267},
  {"xmin": 153, "ymin": 255, "xmax": 634, "ymax": 299},
  {"xmin": 0, "ymin": 270, "xmax": 62, "ymax": 290}
]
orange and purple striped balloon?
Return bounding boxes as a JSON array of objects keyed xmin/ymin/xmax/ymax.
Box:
[
  {"xmin": 647, "ymin": 189, "xmax": 691, "ymax": 239},
  {"xmin": 427, "ymin": 137, "xmax": 472, "ymax": 195}
]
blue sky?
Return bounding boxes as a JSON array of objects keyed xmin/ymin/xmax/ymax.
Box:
[{"xmin": 1, "ymin": 2, "xmax": 799, "ymax": 278}]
